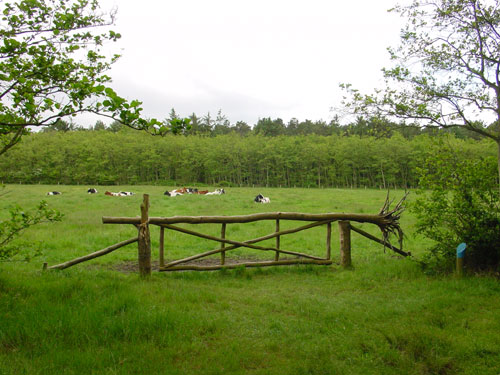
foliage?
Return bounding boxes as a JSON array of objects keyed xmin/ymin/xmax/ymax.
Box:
[
  {"xmin": 413, "ymin": 141, "xmax": 500, "ymax": 272},
  {"xmin": 0, "ymin": 200, "xmax": 63, "ymax": 261},
  {"xmin": 0, "ymin": 0, "xmax": 189, "ymax": 156},
  {"xmin": 343, "ymin": 0, "xmax": 500, "ymax": 135},
  {"xmin": 0, "ymin": 131, "xmax": 494, "ymax": 188},
  {"xmin": 341, "ymin": 0, "xmax": 500, "ymax": 182}
]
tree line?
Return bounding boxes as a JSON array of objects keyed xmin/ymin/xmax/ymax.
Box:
[
  {"xmin": 46, "ymin": 109, "xmax": 489, "ymax": 140},
  {"xmin": 0, "ymin": 128, "xmax": 495, "ymax": 188}
]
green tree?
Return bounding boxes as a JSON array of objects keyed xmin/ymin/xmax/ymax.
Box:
[
  {"xmin": 199, "ymin": 112, "xmax": 214, "ymax": 135},
  {"xmin": 187, "ymin": 112, "xmax": 200, "ymax": 135},
  {"xmin": 232, "ymin": 120, "xmax": 251, "ymax": 136},
  {"xmin": 253, "ymin": 117, "xmax": 285, "ymax": 137},
  {"xmin": 0, "ymin": 0, "xmax": 188, "ymax": 156},
  {"xmin": 341, "ymin": 0, "xmax": 500, "ymax": 184},
  {"xmin": 107, "ymin": 120, "xmax": 123, "ymax": 133},
  {"xmin": 41, "ymin": 119, "xmax": 76, "ymax": 133},
  {"xmin": 93, "ymin": 120, "xmax": 106, "ymax": 131}
]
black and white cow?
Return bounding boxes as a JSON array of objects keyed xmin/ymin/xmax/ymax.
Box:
[
  {"xmin": 164, "ymin": 189, "xmax": 183, "ymax": 197},
  {"xmin": 254, "ymin": 194, "xmax": 270, "ymax": 203},
  {"xmin": 119, "ymin": 191, "xmax": 134, "ymax": 196},
  {"xmin": 87, "ymin": 188, "xmax": 98, "ymax": 194},
  {"xmin": 206, "ymin": 188, "xmax": 225, "ymax": 196},
  {"xmin": 47, "ymin": 191, "xmax": 61, "ymax": 196}
]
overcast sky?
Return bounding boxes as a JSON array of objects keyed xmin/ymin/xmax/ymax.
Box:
[{"xmin": 87, "ymin": 0, "xmax": 407, "ymax": 127}]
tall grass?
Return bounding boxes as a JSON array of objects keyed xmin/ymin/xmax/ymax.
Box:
[{"xmin": 1, "ymin": 186, "xmax": 499, "ymax": 374}]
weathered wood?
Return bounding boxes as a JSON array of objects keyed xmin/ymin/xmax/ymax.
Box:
[
  {"xmin": 326, "ymin": 222, "xmax": 332, "ymax": 260},
  {"xmin": 275, "ymin": 219, "xmax": 280, "ymax": 261},
  {"xmin": 161, "ymin": 237, "xmax": 324, "ymax": 269},
  {"xmin": 221, "ymin": 223, "xmax": 226, "ymax": 265},
  {"xmin": 159, "ymin": 226, "xmax": 165, "ymax": 268},
  {"xmin": 103, "ymin": 211, "xmax": 395, "ymax": 226},
  {"xmin": 160, "ymin": 220, "xmax": 330, "ymax": 268},
  {"xmin": 138, "ymin": 194, "xmax": 151, "ymax": 277},
  {"xmin": 160, "ymin": 258, "xmax": 333, "ymax": 272},
  {"xmin": 47, "ymin": 237, "xmax": 138, "ymax": 270},
  {"xmin": 339, "ymin": 220, "xmax": 352, "ymax": 268},
  {"xmin": 349, "ymin": 224, "xmax": 410, "ymax": 257}
]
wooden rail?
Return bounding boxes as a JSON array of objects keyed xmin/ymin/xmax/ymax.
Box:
[
  {"xmin": 102, "ymin": 212, "xmax": 397, "ymax": 226},
  {"xmin": 45, "ymin": 194, "xmax": 409, "ymax": 275},
  {"xmin": 47, "ymin": 237, "xmax": 138, "ymax": 270}
]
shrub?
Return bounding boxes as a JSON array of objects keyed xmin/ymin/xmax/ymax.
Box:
[
  {"xmin": 413, "ymin": 143, "xmax": 500, "ymax": 272},
  {"xmin": 0, "ymin": 201, "xmax": 63, "ymax": 261}
]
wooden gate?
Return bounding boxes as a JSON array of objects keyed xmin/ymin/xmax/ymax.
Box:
[{"xmin": 46, "ymin": 194, "xmax": 409, "ymax": 275}]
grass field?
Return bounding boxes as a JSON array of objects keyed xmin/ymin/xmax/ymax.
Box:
[{"xmin": 1, "ymin": 185, "xmax": 499, "ymax": 374}]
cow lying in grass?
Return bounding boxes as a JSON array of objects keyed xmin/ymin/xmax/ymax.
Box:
[
  {"xmin": 164, "ymin": 187, "xmax": 198, "ymax": 196},
  {"xmin": 254, "ymin": 194, "xmax": 270, "ymax": 203},
  {"xmin": 47, "ymin": 191, "xmax": 61, "ymax": 196},
  {"xmin": 105, "ymin": 191, "xmax": 133, "ymax": 197},
  {"xmin": 87, "ymin": 188, "xmax": 98, "ymax": 194},
  {"xmin": 164, "ymin": 190, "xmax": 183, "ymax": 196},
  {"xmin": 206, "ymin": 188, "xmax": 225, "ymax": 195}
]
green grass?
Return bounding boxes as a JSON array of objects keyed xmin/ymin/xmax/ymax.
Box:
[{"xmin": 1, "ymin": 185, "xmax": 499, "ymax": 374}]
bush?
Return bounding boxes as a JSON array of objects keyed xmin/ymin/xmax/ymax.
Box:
[
  {"xmin": 413, "ymin": 142, "xmax": 500, "ymax": 272},
  {"xmin": 0, "ymin": 201, "xmax": 63, "ymax": 261}
]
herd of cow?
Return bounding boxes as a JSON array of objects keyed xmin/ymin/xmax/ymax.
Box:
[{"xmin": 46, "ymin": 188, "xmax": 271, "ymax": 203}]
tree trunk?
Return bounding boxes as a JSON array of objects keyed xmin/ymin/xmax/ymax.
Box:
[{"xmin": 497, "ymin": 140, "xmax": 500, "ymax": 195}]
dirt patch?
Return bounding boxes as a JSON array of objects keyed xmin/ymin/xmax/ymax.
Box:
[{"xmin": 106, "ymin": 256, "xmax": 266, "ymax": 273}]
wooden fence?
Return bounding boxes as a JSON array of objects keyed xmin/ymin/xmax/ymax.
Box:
[{"xmin": 46, "ymin": 194, "xmax": 410, "ymax": 276}]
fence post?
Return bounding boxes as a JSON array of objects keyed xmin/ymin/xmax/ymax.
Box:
[
  {"xmin": 221, "ymin": 223, "xmax": 226, "ymax": 265},
  {"xmin": 159, "ymin": 226, "xmax": 165, "ymax": 268},
  {"xmin": 138, "ymin": 194, "xmax": 151, "ymax": 277},
  {"xmin": 339, "ymin": 220, "xmax": 351, "ymax": 268},
  {"xmin": 326, "ymin": 222, "xmax": 331, "ymax": 260},
  {"xmin": 275, "ymin": 219, "xmax": 280, "ymax": 261}
]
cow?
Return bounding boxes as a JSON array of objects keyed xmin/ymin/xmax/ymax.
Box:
[
  {"xmin": 164, "ymin": 188, "xmax": 185, "ymax": 196},
  {"xmin": 87, "ymin": 188, "xmax": 98, "ymax": 194},
  {"xmin": 197, "ymin": 190, "xmax": 209, "ymax": 195},
  {"xmin": 47, "ymin": 191, "xmax": 61, "ymax": 196},
  {"xmin": 254, "ymin": 194, "xmax": 270, "ymax": 203},
  {"xmin": 105, "ymin": 191, "xmax": 130, "ymax": 197},
  {"xmin": 174, "ymin": 187, "xmax": 187, "ymax": 194},
  {"xmin": 205, "ymin": 188, "xmax": 225, "ymax": 195}
]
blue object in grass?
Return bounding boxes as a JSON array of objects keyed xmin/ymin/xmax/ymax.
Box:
[{"xmin": 456, "ymin": 243, "xmax": 467, "ymax": 258}]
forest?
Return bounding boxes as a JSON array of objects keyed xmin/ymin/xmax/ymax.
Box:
[{"xmin": 0, "ymin": 115, "xmax": 495, "ymax": 188}]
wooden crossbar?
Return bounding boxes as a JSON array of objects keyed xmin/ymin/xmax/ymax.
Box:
[
  {"xmin": 349, "ymin": 224, "xmax": 410, "ymax": 257},
  {"xmin": 160, "ymin": 258, "xmax": 333, "ymax": 272},
  {"xmin": 160, "ymin": 220, "xmax": 331, "ymax": 269},
  {"xmin": 47, "ymin": 237, "xmax": 138, "ymax": 270},
  {"xmin": 103, "ymin": 212, "xmax": 394, "ymax": 225}
]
